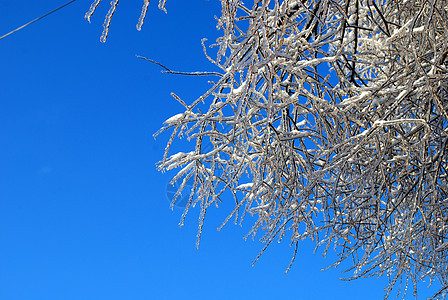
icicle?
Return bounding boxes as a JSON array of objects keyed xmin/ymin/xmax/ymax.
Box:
[
  {"xmin": 158, "ymin": 0, "xmax": 167, "ymax": 13},
  {"xmin": 136, "ymin": 0, "xmax": 150, "ymax": 31},
  {"xmin": 100, "ymin": 0, "xmax": 119, "ymax": 43},
  {"xmin": 85, "ymin": 0, "xmax": 102, "ymax": 23}
]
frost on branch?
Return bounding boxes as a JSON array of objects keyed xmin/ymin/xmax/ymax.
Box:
[
  {"xmin": 137, "ymin": 0, "xmax": 150, "ymax": 31},
  {"xmin": 85, "ymin": 0, "xmax": 168, "ymax": 42},
  {"xmin": 84, "ymin": 0, "xmax": 448, "ymax": 297},
  {"xmin": 153, "ymin": 1, "xmax": 448, "ymax": 298}
]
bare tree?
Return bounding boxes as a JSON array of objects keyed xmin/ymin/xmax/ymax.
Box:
[{"xmin": 86, "ymin": 0, "xmax": 448, "ymax": 298}]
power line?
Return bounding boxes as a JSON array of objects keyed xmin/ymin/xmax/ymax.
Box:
[{"xmin": 0, "ymin": 0, "xmax": 77, "ymax": 41}]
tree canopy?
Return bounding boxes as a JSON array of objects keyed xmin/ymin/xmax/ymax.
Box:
[{"xmin": 87, "ymin": 0, "xmax": 448, "ymax": 298}]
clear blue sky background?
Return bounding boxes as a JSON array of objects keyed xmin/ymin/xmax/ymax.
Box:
[{"xmin": 0, "ymin": 1, "xmax": 440, "ymax": 299}]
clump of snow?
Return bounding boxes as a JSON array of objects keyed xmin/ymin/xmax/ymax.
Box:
[{"xmin": 164, "ymin": 113, "xmax": 184, "ymax": 124}]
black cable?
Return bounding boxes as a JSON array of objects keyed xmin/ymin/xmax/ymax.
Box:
[{"xmin": 0, "ymin": 0, "xmax": 77, "ymax": 41}]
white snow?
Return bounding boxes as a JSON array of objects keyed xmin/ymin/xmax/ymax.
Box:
[
  {"xmin": 412, "ymin": 26, "xmax": 425, "ymax": 33},
  {"xmin": 236, "ymin": 183, "xmax": 253, "ymax": 190},
  {"xmin": 164, "ymin": 113, "xmax": 184, "ymax": 124},
  {"xmin": 296, "ymin": 119, "xmax": 307, "ymax": 127},
  {"xmin": 231, "ymin": 81, "xmax": 247, "ymax": 96}
]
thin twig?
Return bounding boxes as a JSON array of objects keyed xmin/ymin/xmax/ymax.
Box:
[{"xmin": 136, "ymin": 55, "xmax": 223, "ymax": 77}]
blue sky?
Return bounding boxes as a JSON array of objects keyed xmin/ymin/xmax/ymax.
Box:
[{"xmin": 0, "ymin": 1, "xmax": 440, "ymax": 299}]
